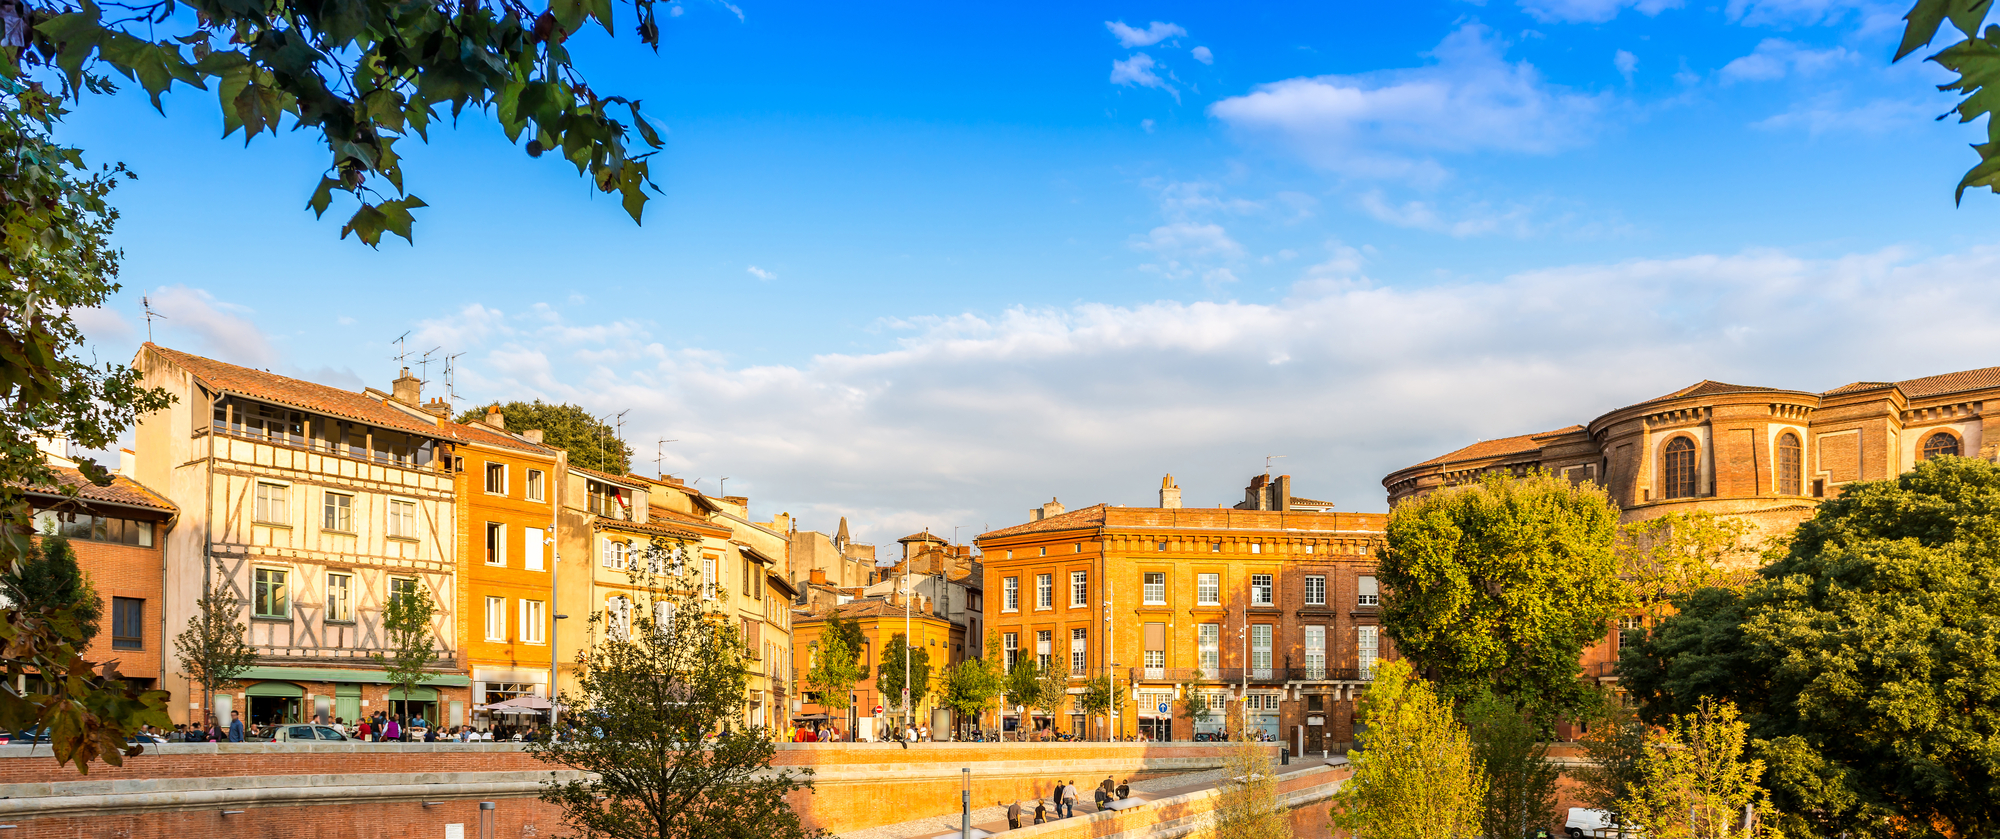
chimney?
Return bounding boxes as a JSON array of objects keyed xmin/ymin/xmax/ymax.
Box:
[
  {"xmin": 117, "ymin": 448, "xmax": 137, "ymax": 477},
  {"xmin": 484, "ymin": 403, "xmax": 505, "ymax": 430},
  {"xmin": 391, "ymin": 367, "xmax": 421, "ymax": 405},
  {"xmin": 810, "ymin": 569, "xmax": 828, "ymax": 586},
  {"xmin": 1274, "ymin": 474, "xmax": 1292, "ymax": 511},
  {"xmin": 1039, "ymin": 498, "xmax": 1064, "ymax": 521},
  {"xmin": 1159, "ymin": 474, "xmax": 1182, "ymax": 509},
  {"xmin": 422, "ymin": 397, "xmax": 452, "ymax": 418},
  {"xmin": 522, "ymin": 429, "xmax": 545, "ymax": 444}
]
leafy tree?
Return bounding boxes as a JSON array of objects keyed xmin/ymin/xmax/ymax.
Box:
[
  {"xmin": 1330, "ymin": 658, "xmax": 1485, "ymax": 839},
  {"xmin": 939, "ymin": 657, "xmax": 1002, "ymax": 737},
  {"xmin": 803, "ymin": 609, "xmax": 864, "ymax": 714},
  {"xmin": 11, "ymin": 0, "xmax": 666, "ymax": 246},
  {"xmin": 459, "ymin": 400, "xmax": 633, "ymax": 474},
  {"xmin": 1380, "ymin": 470, "xmax": 1627, "ymax": 721},
  {"xmin": 875, "ymin": 633, "xmax": 930, "ymax": 721},
  {"xmin": 1033, "ymin": 657, "xmax": 1069, "ymax": 735},
  {"xmin": 1178, "ymin": 671, "xmax": 1214, "ymax": 735},
  {"xmin": 1570, "ymin": 698, "xmax": 1648, "ymax": 814},
  {"xmin": 1616, "ymin": 511, "xmax": 1757, "ymax": 620},
  {"xmin": 1893, "ymin": 2, "xmax": 2000, "ymax": 202},
  {"xmin": 1075, "ymin": 674, "xmax": 1121, "ymax": 740},
  {"xmin": 371, "ymin": 582, "xmax": 439, "ymax": 719},
  {"xmin": 1215, "ymin": 742, "xmax": 1293, "ymax": 839},
  {"xmin": 172, "ymin": 574, "xmax": 258, "ymax": 733},
  {"xmin": 1465, "ymin": 692, "xmax": 1562, "ymax": 839},
  {"xmin": 1620, "ymin": 698, "xmax": 1772, "ymax": 839},
  {"xmin": 0, "ymin": 85, "xmax": 173, "ymax": 771},
  {"xmin": 4, "ymin": 532, "xmax": 101, "ymax": 645},
  {"xmin": 1616, "ymin": 587, "xmax": 1760, "ymax": 728},
  {"xmin": 530, "ymin": 543, "xmax": 824, "ymax": 839},
  {"xmin": 1001, "ymin": 659, "xmax": 1041, "ymax": 738},
  {"xmin": 1635, "ymin": 456, "xmax": 2000, "ymax": 838}
]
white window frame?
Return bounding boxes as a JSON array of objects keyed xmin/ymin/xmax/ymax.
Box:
[
  {"xmin": 1142, "ymin": 572, "xmax": 1166, "ymax": 605},
  {"xmin": 485, "ymin": 596, "xmax": 507, "ymax": 641},
  {"xmin": 484, "ymin": 462, "xmax": 507, "ymax": 495},
  {"xmin": 1003, "ymin": 577, "xmax": 1019, "ymax": 612},
  {"xmin": 602, "ymin": 537, "xmax": 629, "ymax": 570},
  {"xmin": 607, "ymin": 596, "xmax": 631, "ymax": 640},
  {"xmin": 1070, "ymin": 627, "xmax": 1087, "ymax": 675},
  {"xmin": 1036, "ymin": 630, "xmax": 1052, "ymax": 669},
  {"xmin": 525, "ymin": 527, "xmax": 546, "ymax": 571},
  {"xmin": 1358, "ymin": 626, "xmax": 1379, "ymax": 680},
  {"xmin": 1304, "ymin": 575, "xmax": 1326, "ymax": 607},
  {"xmin": 321, "ymin": 490, "xmax": 354, "ymax": 533},
  {"xmin": 525, "ymin": 469, "xmax": 545, "ymax": 502},
  {"xmin": 254, "ymin": 481, "xmax": 289, "ymax": 525},
  {"xmin": 1358, "ymin": 575, "xmax": 1380, "ymax": 607},
  {"xmin": 1250, "ymin": 574, "xmax": 1273, "ymax": 606},
  {"xmin": 1197, "ymin": 573, "xmax": 1219, "ymax": 606},
  {"xmin": 1036, "ymin": 574, "xmax": 1052, "ymax": 609},
  {"xmin": 387, "ymin": 497, "xmax": 418, "ymax": 539},
  {"xmin": 1198, "ymin": 624, "xmax": 1219, "ymax": 673},
  {"xmin": 326, "ymin": 572, "xmax": 353, "ymax": 622},
  {"xmin": 1250, "ymin": 624, "xmax": 1272, "ymax": 678},
  {"xmin": 1070, "ymin": 570, "xmax": 1088, "ymax": 607},
  {"xmin": 522, "ymin": 599, "xmax": 546, "ymax": 644},
  {"xmin": 486, "ymin": 522, "xmax": 507, "ymax": 566},
  {"xmin": 1002, "ymin": 632, "xmax": 1018, "ymax": 672},
  {"xmin": 702, "ymin": 556, "xmax": 717, "ymax": 600},
  {"xmin": 1304, "ymin": 625, "xmax": 1326, "ymax": 678}
]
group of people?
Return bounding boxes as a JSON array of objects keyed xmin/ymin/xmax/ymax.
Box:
[
  {"xmin": 1002, "ymin": 778, "xmax": 1133, "ymax": 829},
  {"xmin": 790, "ymin": 724, "xmax": 844, "ymax": 742},
  {"xmin": 152, "ymin": 710, "xmax": 251, "ymax": 742},
  {"xmin": 139, "ymin": 709, "xmax": 545, "ymax": 743}
]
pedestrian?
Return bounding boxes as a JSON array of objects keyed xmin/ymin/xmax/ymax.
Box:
[
  {"xmin": 227, "ymin": 710, "xmax": 245, "ymax": 743},
  {"xmin": 1116, "ymin": 779, "xmax": 1130, "ymax": 800},
  {"xmin": 1062, "ymin": 780, "xmax": 1078, "ymax": 818},
  {"xmin": 1048, "ymin": 780, "xmax": 1065, "ymax": 818},
  {"xmin": 1095, "ymin": 777, "xmax": 1113, "ymax": 809},
  {"xmin": 1033, "ymin": 799, "xmax": 1047, "ymax": 825},
  {"xmin": 1006, "ymin": 799, "xmax": 1022, "ymax": 830},
  {"xmin": 385, "ymin": 715, "xmax": 402, "ymax": 742}
]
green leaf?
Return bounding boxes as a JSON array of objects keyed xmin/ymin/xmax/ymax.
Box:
[
  {"xmin": 306, "ymin": 176, "xmax": 340, "ymax": 217},
  {"xmin": 1901, "ymin": 0, "xmax": 1952, "ymax": 60}
]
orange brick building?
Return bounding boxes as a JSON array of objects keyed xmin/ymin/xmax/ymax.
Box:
[
  {"xmin": 977, "ymin": 475, "xmax": 1390, "ymax": 751},
  {"xmin": 452, "ymin": 406, "xmax": 565, "ymax": 726},
  {"xmin": 1383, "ymin": 365, "xmax": 2000, "ymax": 696},
  {"xmin": 24, "ymin": 455, "xmax": 176, "ymax": 694}
]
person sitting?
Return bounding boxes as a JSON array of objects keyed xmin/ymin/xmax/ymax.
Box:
[{"xmin": 1116, "ymin": 779, "xmax": 1131, "ymax": 800}]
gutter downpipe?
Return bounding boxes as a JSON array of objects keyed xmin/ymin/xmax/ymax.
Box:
[{"xmin": 548, "ymin": 450, "xmax": 564, "ymax": 732}]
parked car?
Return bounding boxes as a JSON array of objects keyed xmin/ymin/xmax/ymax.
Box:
[
  {"xmin": 258, "ymin": 724, "xmax": 351, "ymax": 742},
  {"xmin": 1566, "ymin": 808, "xmax": 1644, "ymax": 838}
]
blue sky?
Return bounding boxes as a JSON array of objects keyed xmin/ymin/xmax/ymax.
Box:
[{"xmin": 68, "ymin": 0, "xmax": 2000, "ymax": 543}]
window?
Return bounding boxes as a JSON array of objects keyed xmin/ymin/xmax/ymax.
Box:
[
  {"xmin": 1303, "ymin": 544, "xmax": 1313, "ymax": 554},
  {"xmin": 1662, "ymin": 436, "xmax": 1698, "ymax": 499},
  {"xmin": 1250, "ymin": 543, "xmax": 1261, "ymax": 554},
  {"xmin": 702, "ymin": 556, "xmax": 717, "ymax": 599},
  {"xmin": 1070, "ymin": 627, "xmax": 1088, "ymax": 674},
  {"xmin": 522, "ymin": 600, "xmax": 546, "ymax": 644},
  {"xmin": 321, "ymin": 492, "xmax": 353, "ymax": 532},
  {"xmin": 1038, "ymin": 546, "xmax": 1047, "ymax": 557},
  {"xmin": 602, "ymin": 537, "xmax": 629, "ymax": 570},
  {"xmin": 1617, "ymin": 615, "xmax": 1645, "ymax": 651},
  {"xmin": 1003, "ymin": 632, "xmax": 1019, "ymax": 671},
  {"xmin": 1250, "ymin": 574, "xmax": 1273, "ymax": 606},
  {"xmin": 1358, "ymin": 575, "xmax": 1379, "ymax": 607},
  {"xmin": 1071, "ymin": 571, "xmax": 1088, "ymax": 607},
  {"xmin": 485, "ymin": 462, "xmax": 507, "ymax": 494},
  {"xmin": 253, "ymin": 568, "xmax": 289, "ymax": 618},
  {"xmin": 30, "ymin": 509, "xmax": 155, "ymax": 546},
  {"xmin": 525, "ymin": 469, "xmax": 545, "ymax": 502},
  {"xmin": 387, "ymin": 499, "xmax": 417, "ymax": 539},
  {"xmin": 1003, "ymin": 577, "xmax": 1019, "ymax": 611},
  {"xmin": 1198, "ymin": 624, "xmax": 1220, "ymax": 674},
  {"xmin": 485, "ymin": 522, "xmax": 507, "ymax": 566},
  {"xmin": 1358, "ymin": 626, "xmax": 1379, "ymax": 680},
  {"xmin": 1250, "ymin": 625, "xmax": 1272, "ymax": 677},
  {"xmin": 1143, "ymin": 572, "xmax": 1166, "ymax": 605},
  {"xmin": 1036, "ymin": 630, "xmax": 1052, "ymax": 668},
  {"xmin": 111, "ymin": 597, "xmax": 143, "ymax": 650},
  {"xmin": 586, "ymin": 480, "xmax": 630, "ymax": 520},
  {"xmin": 254, "ymin": 482, "xmax": 288, "ymax": 524},
  {"xmin": 1303, "ymin": 625, "xmax": 1326, "ymax": 678},
  {"xmin": 326, "ymin": 573, "xmax": 353, "ymax": 622},
  {"xmin": 1924, "ymin": 431, "xmax": 1961, "ymax": 460},
  {"xmin": 1036, "ymin": 574, "xmax": 1053, "ymax": 609},
  {"xmin": 1197, "ymin": 573, "xmax": 1219, "ymax": 605},
  {"xmin": 1074, "ymin": 543, "xmax": 1082, "ymax": 553},
  {"xmin": 1156, "ymin": 541, "xmax": 1166, "ymax": 552},
  {"xmin": 389, "ymin": 576, "xmax": 419, "ymax": 606},
  {"xmin": 525, "ymin": 527, "xmax": 546, "ymax": 571},
  {"xmin": 1210, "ymin": 543, "xmax": 1221, "ymax": 553},
  {"xmin": 486, "ymin": 596, "xmax": 507, "ymax": 641},
  {"xmin": 1765, "ymin": 431, "xmax": 1802, "ymax": 496},
  {"xmin": 1304, "ymin": 575, "xmax": 1326, "ymax": 606},
  {"xmin": 607, "ymin": 596, "xmax": 631, "ymax": 640}
]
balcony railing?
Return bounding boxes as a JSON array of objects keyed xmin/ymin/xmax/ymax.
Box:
[
  {"xmin": 1128, "ymin": 668, "xmax": 1205, "ymax": 683},
  {"xmin": 1285, "ymin": 667, "xmax": 1363, "ymax": 682}
]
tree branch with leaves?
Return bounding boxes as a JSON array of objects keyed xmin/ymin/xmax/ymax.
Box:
[
  {"xmin": 172, "ymin": 574, "xmax": 257, "ymax": 733},
  {"xmin": 371, "ymin": 581, "xmax": 439, "ymax": 718}
]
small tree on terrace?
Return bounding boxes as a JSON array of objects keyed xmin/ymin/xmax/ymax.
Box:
[
  {"xmin": 804, "ymin": 609, "xmax": 865, "ymax": 715},
  {"xmin": 4, "ymin": 531, "xmax": 102, "ymax": 644},
  {"xmin": 1620, "ymin": 698, "xmax": 1772, "ymax": 839},
  {"xmin": 173, "ymin": 574, "xmax": 258, "ymax": 725},
  {"xmin": 1214, "ymin": 741, "xmax": 1294, "ymax": 839},
  {"xmin": 876, "ymin": 633, "xmax": 931, "ymax": 725},
  {"xmin": 1178, "ymin": 671, "xmax": 1214, "ymax": 736},
  {"xmin": 1075, "ymin": 674, "xmax": 1121, "ymax": 741},
  {"xmin": 1330, "ymin": 659, "xmax": 1484, "ymax": 839},
  {"xmin": 1034, "ymin": 659, "xmax": 1070, "ymax": 737},
  {"xmin": 371, "ymin": 581, "xmax": 439, "ymax": 718},
  {"xmin": 1466, "ymin": 692, "xmax": 1563, "ymax": 839},
  {"xmin": 531, "ymin": 539, "xmax": 823, "ymax": 839},
  {"xmin": 1001, "ymin": 659, "xmax": 1042, "ymax": 739}
]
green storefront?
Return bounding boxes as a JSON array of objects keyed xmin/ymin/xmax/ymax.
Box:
[{"xmin": 235, "ymin": 667, "xmax": 471, "ymax": 727}]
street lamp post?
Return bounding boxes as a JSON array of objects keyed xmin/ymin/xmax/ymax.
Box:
[
  {"xmin": 1238, "ymin": 623, "xmax": 1249, "ymax": 739},
  {"xmin": 961, "ymin": 768, "xmax": 972, "ymax": 839}
]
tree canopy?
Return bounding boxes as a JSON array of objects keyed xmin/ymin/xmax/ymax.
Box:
[
  {"xmin": 1330, "ymin": 658, "xmax": 1484, "ymax": 839},
  {"xmin": 1630, "ymin": 456, "xmax": 2000, "ymax": 838},
  {"xmin": 875, "ymin": 633, "xmax": 930, "ymax": 716},
  {"xmin": 1893, "ymin": 1, "xmax": 2000, "ymax": 202},
  {"xmin": 3, "ymin": 533, "xmax": 101, "ymax": 645},
  {"xmin": 9, "ymin": 0, "xmax": 666, "ymax": 245},
  {"xmin": 803, "ymin": 610, "xmax": 864, "ymax": 713},
  {"xmin": 459, "ymin": 400, "xmax": 633, "ymax": 474},
  {"xmin": 1380, "ymin": 470, "xmax": 1627, "ymax": 720}
]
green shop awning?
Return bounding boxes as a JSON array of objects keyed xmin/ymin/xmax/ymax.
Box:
[
  {"xmin": 387, "ymin": 686, "xmax": 438, "ymax": 701},
  {"xmin": 235, "ymin": 667, "xmax": 471, "ymax": 688},
  {"xmin": 246, "ymin": 681, "xmax": 304, "ymax": 698}
]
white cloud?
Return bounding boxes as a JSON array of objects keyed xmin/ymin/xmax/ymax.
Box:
[
  {"xmin": 748, "ymin": 265, "xmax": 776, "ymax": 280},
  {"xmin": 1208, "ymin": 24, "xmax": 1607, "ymax": 182},
  {"xmin": 417, "ymin": 244, "xmax": 2000, "ymax": 542},
  {"xmin": 1615, "ymin": 49, "xmax": 1638, "ymax": 83},
  {"xmin": 1106, "ymin": 20, "xmax": 1186, "ymax": 48},
  {"xmin": 712, "ymin": 0, "xmax": 744, "ymax": 21},
  {"xmin": 1131, "ymin": 222, "xmax": 1247, "ymax": 279},
  {"xmin": 1753, "ymin": 95, "xmax": 1934, "ymax": 135},
  {"xmin": 145, "ymin": 285, "xmax": 278, "ymax": 369},
  {"xmin": 1141, "ymin": 118, "xmax": 1156, "ymax": 133},
  {"xmin": 1111, "ymin": 53, "xmax": 1178, "ymax": 101},
  {"xmin": 1192, "ymin": 46, "xmax": 1214, "ymax": 65},
  {"xmin": 1517, "ymin": 0, "xmax": 1681, "ymax": 23},
  {"xmin": 1357, "ymin": 189, "xmax": 1631, "ymax": 239},
  {"xmin": 1720, "ymin": 39, "xmax": 1858, "ymax": 83},
  {"xmin": 72, "ymin": 306, "xmax": 135, "ymax": 347},
  {"xmin": 1725, "ymin": 0, "xmax": 1872, "ymax": 26}
]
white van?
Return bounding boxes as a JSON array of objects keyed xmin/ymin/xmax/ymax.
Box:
[{"xmin": 1566, "ymin": 808, "xmax": 1643, "ymax": 838}]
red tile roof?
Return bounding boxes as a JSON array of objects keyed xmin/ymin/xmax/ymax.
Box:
[
  {"xmin": 145, "ymin": 344, "xmax": 450, "ymax": 439},
  {"xmin": 898, "ymin": 531, "xmax": 947, "ymax": 543},
  {"xmin": 1891, "ymin": 366, "xmax": 2000, "ymax": 399},
  {"xmin": 26, "ymin": 466, "xmax": 177, "ymax": 513},
  {"xmin": 1636, "ymin": 380, "xmax": 1779, "ymax": 406},
  {"xmin": 1414, "ymin": 426, "xmax": 1583, "ymax": 468},
  {"xmin": 977, "ymin": 504, "xmax": 1109, "ymax": 539}
]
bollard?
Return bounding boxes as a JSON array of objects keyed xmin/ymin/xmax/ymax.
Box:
[{"xmin": 1281, "ymin": 747, "xmax": 1290, "ymax": 765}]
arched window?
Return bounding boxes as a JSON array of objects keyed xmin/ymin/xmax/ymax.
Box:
[
  {"xmin": 1662, "ymin": 437, "xmax": 1698, "ymax": 499},
  {"xmin": 1923, "ymin": 431, "xmax": 1961, "ymax": 460},
  {"xmin": 1777, "ymin": 432, "xmax": 1802, "ymax": 495}
]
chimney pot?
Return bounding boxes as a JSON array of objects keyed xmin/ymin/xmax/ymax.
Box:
[
  {"xmin": 522, "ymin": 429, "xmax": 545, "ymax": 444},
  {"xmin": 485, "ymin": 403, "xmax": 505, "ymax": 430},
  {"xmin": 810, "ymin": 569, "xmax": 828, "ymax": 586},
  {"xmin": 391, "ymin": 367, "xmax": 421, "ymax": 405}
]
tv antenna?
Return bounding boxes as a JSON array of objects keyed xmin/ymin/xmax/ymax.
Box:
[
  {"xmin": 141, "ymin": 296, "xmax": 167, "ymax": 342},
  {"xmin": 441, "ymin": 352, "xmax": 465, "ymax": 404},
  {"xmin": 718, "ymin": 477, "xmax": 731, "ymax": 497},
  {"xmin": 390, "ymin": 331, "xmax": 412, "ymax": 365},
  {"xmin": 1265, "ymin": 454, "xmax": 1287, "ymax": 478},
  {"xmin": 655, "ymin": 439, "xmax": 678, "ymax": 478},
  {"xmin": 413, "ymin": 346, "xmax": 441, "ymax": 387}
]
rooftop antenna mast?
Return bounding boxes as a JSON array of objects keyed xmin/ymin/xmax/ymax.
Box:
[
  {"xmin": 441, "ymin": 352, "xmax": 465, "ymax": 405},
  {"xmin": 390, "ymin": 331, "xmax": 412, "ymax": 365},
  {"xmin": 655, "ymin": 439, "xmax": 678, "ymax": 479},
  {"xmin": 141, "ymin": 296, "xmax": 167, "ymax": 342},
  {"xmin": 1265, "ymin": 454, "xmax": 1287, "ymax": 479},
  {"xmin": 719, "ymin": 476, "xmax": 731, "ymax": 496},
  {"xmin": 413, "ymin": 346, "xmax": 441, "ymax": 389}
]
